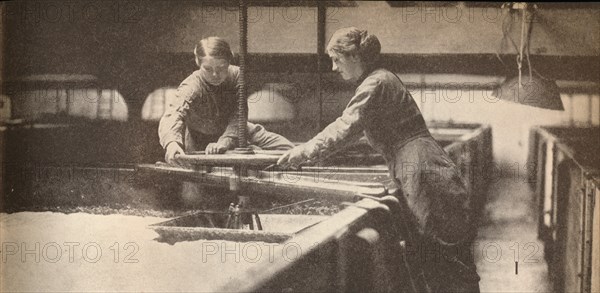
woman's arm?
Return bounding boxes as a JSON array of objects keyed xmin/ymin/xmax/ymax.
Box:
[
  {"xmin": 158, "ymin": 76, "xmax": 199, "ymax": 150},
  {"xmin": 278, "ymin": 77, "xmax": 382, "ymax": 166}
]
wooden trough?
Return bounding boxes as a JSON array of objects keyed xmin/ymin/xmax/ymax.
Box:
[{"xmin": 528, "ymin": 125, "xmax": 599, "ymax": 293}]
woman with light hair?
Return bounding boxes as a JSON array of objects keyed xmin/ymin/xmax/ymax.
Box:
[{"xmin": 278, "ymin": 27, "xmax": 481, "ymax": 292}]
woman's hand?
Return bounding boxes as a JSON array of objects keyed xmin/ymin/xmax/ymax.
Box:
[
  {"xmin": 165, "ymin": 142, "xmax": 184, "ymax": 165},
  {"xmin": 277, "ymin": 145, "xmax": 307, "ymax": 169},
  {"xmin": 205, "ymin": 142, "xmax": 228, "ymax": 154},
  {"xmin": 249, "ymin": 144, "xmax": 263, "ymax": 151}
]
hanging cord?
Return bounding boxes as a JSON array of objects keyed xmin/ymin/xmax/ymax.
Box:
[
  {"xmin": 497, "ymin": 2, "xmax": 539, "ymax": 83},
  {"xmin": 524, "ymin": 6, "xmax": 533, "ymax": 83},
  {"xmin": 517, "ymin": 3, "xmax": 527, "ymax": 88},
  {"xmin": 495, "ymin": 4, "xmax": 519, "ymax": 68},
  {"xmin": 495, "ymin": 7, "xmax": 509, "ymax": 67},
  {"xmin": 524, "ymin": 4, "xmax": 552, "ymax": 81}
]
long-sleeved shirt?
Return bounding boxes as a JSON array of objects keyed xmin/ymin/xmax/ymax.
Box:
[
  {"xmin": 296, "ymin": 68, "xmax": 474, "ymax": 245},
  {"xmin": 299, "ymin": 68, "xmax": 429, "ymax": 162},
  {"xmin": 158, "ymin": 66, "xmax": 240, "ymax": 150}
]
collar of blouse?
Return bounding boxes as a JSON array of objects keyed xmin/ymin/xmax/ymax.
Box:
[{"xmin": 356, "ymin": 67, "xmax": 374, "ymax": 85}]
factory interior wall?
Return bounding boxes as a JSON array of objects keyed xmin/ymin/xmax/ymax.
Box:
[
  {"xmin": 2, "ymin": 1, "xmax": 599, "ymax": 172},
  {"xmin": 5, "ymin": 2, "xmax": 598, "ymax": 71}
]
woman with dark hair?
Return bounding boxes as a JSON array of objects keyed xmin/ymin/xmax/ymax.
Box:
[
  {"xmin": 278, "ymin": 27, "xmax": 481, "ymax": 292},
  {"xmin": 159, "ymin": 36, "xmax": 293, "ymax": 163},
  {"xmin": 159, "ymin": 37, "xmax": 293, "ymax": 206}
]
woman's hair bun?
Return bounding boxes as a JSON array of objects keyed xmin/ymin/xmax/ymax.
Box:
[
  {"xmin": 327, "ymin": 27, "xmax": 381, "ymax": 65},
  {"xmin": 357, "ymin": 30, "xmax": 381, "ymax": 64}
]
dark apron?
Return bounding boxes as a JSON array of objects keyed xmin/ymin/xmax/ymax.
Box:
[{"xmin": 383, "ymin": 134, "xmax": 481, "ymax": 293}]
